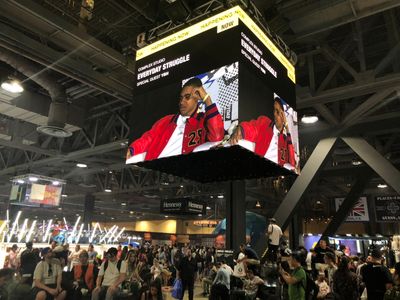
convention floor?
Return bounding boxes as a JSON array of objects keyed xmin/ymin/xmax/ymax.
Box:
[{"xmin": 163, "ymin": 282, "xmax": 208, "ymax": 300}]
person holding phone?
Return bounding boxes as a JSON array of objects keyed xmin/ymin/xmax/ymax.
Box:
[{"xmin": 126, "ymin": 77, "xmax": 224, "ymax": 162}]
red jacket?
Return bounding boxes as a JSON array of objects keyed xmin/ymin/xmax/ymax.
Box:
[
  {"xmin": 240, "ymin": 116, "xmax": 296, "ymax": 168},
  {"xmin": 129, "ymin": 103, "xmax": 224, "ymax": 161},
  {"xmin": 73, "ymin": 263, "xmax": 95, "ymax": 291}
]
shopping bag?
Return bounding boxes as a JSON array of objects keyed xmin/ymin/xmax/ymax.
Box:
[
  {"xmin": 233, "ymin": 263, "xmax": 246, "ymax": 277},
  {"xmin": 171, "ymin": 278, "xmax": 183, "ymax": 299}
]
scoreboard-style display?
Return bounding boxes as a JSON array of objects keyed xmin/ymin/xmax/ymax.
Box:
[{"xmin": 127, "ymin": 6, "xmax": 298, "ymax": 182}]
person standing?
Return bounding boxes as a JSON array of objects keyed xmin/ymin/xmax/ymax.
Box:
[
  {"xmin": 176, "ymin": 248, "xmax": 197, "ymax": 300},
  {"xmin": 88, "ymin": 244, "xmax": 98, "ymax": 264},
  {"xmin": 266, "ymin": 218, "xmax": 282, "ymax": 263},
  {"xmin": 361, "ymin": 248, "xmax": 393, "ymax": 300},
  {"xmin": 19, "ymin": 241, "xmax": 40, "ymax": 285},
  {"xmin": 332, "ymin": 256, "xmax": 358, "ymax": 300},
  {"xmin": 324, "ymin": 252, "xmax": 337, "ymax": 290},
  {"xmin": 68, "ymin": 245, "xmax": 82, "ymax": 271},
  {"xmin": 280, "ymin": 251, "xmax": 307, "ymax": 300}
]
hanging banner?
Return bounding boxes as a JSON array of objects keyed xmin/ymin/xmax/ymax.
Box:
[
  {"xmin": 375, "ymin": 195, "xmax": 400, "ymax": 222},
  {"xmin": 335, "ymin": 196, "xmax": 369, "ymax": 222},
  {"xmin": 160, "ymin": 198, "xmax": 206, "ymax": 215}
]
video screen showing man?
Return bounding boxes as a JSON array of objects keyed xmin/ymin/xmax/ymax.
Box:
[
  {"xmin": 126, "ymin": 77, "xmax": 224, "ymax": 163},
  {"xmin": 230, "ymin": 96, "xmax": 299, "ymax": 173}
]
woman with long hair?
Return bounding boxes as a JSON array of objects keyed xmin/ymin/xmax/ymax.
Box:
[
  {"xmin": 332, "ymin": 256, "xmax": 359, "ymax": 300},
  {"xmin": 125, "ymin": 250, "xmax": 142, "ymax": 300}
]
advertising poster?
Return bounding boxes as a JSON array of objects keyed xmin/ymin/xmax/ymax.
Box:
[{"xmin": 375, "ymin": 195, "xmax": 400, "ymax": 222}]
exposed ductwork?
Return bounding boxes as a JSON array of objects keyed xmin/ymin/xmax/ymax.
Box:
[{"xmin": 0, "ymin": 47, "xmax": 71, "ymax": 137}]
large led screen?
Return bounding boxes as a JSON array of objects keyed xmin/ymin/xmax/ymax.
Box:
[{"xmin": 127, "ymin": 6, "xmax": 298, "ymax": 177}]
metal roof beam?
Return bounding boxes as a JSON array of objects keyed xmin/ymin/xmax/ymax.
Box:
[
  {"xmin": 297, "ymin": 73, "xmax": 400, "ymax": 108},
  {"xmin": 0, "ymin": 23, "xmax": 132, "ymax": 103}
]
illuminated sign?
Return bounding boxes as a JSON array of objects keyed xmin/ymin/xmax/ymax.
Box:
[
  {"xmin": 136, "ymin": 6, "xmax": 295, "ymax": 83},
  {"xmin": 193, "ymin": 220, "xmax": 218, "ymax": 227}
]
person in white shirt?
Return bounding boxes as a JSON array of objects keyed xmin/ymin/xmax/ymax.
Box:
[
  {"xmin": 68, "ymin": 244, "xmax": 82, "ymax": 271},
  {"xmin": 91, "ymin": 247, "xmax": 127, "ymax": 300},
  {"xmin": 266, "ymin": 218, "xmax": 282, "ymax": 263},
  {"xmin": 32, "ymin": 247, "xmax": 66, "ymax": 300}
]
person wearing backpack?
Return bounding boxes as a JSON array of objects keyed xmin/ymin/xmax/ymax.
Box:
[
  {"xmin": 91, "ymin": 247, "xmax": 127, "ymax": 300},
  {"xmin": 280, "ymin": 251, "xmax": 307, "ymax": 300}
]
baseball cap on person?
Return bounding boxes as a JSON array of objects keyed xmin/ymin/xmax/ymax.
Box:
[
  {"xmin": 371, "ymin": 248, "xmax": 382, "ymax": 259},
  {"xmin": 41, "ymin": 247, "xmax": 52, "ymax": 256},
  {"xmin": 106, "ymin": 247, "xmax": 118, "ymax": 257}
]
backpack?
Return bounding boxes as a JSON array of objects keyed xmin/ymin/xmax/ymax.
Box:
[
  {"xmin": 384, "ymin": 285, "xmax": 400, "ymax": 300},
  {"xmin": 300, "ymin": 270, "xmax": 319, "ymax": 300}
]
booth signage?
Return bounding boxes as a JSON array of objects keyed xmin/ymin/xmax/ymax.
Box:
[
  {"xmin": 160, "ymin": 199, "xmax": 205, "ymax": 215},
  {"xmin": 335, "ymin": 197, "xmax": 369, "ymax": 222},
  {"xmin": 193, "ymin": 220, "xmax": 218, "ymax": 227},
  {"xmin": 375, "ymin": 196, "xmax": 400, "ymax": 222}
]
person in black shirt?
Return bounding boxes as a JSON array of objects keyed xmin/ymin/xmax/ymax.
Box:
[
  {"xmin": 20, "ymin": 242, "xmax": 40, "ymax": 285},
  {"xmin": 176, "ymin": 248, "xmax": 197, "ymax": 300},
  {"xmin": 313, "ymin": 239, "xmax": 334, "ymax": 264},
  {"xmin": 361, "ymin": 248, "xmax": 393, "ymax": 300}
]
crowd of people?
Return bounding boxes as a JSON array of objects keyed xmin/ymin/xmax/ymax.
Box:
[{"xmin": 1, "ymin": 237, "xmax": 400, "ymax": 300}]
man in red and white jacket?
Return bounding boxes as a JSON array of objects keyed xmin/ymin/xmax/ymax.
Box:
[
  {"xmin": 230, "ymin": 97, "xmax": 297, "ymax": 171},
  {"xmin": 127, "ymin": 77, "xmax": 224, "ymax": 162}
]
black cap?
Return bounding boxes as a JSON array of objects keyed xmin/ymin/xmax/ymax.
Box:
[
  {"xmin": 26, "ymin": 241, "xmax": 33, "ymax": 248},
  {"xmin": 371, "ymin": 248, "xmax": 382, "ymax": 259},
  {"xmin": 106, "ymin": 247, "xmax": 118, "ymax": 257},
  {"xmin": 269, "ymin": 218, "xmax": 277, "ymax": 223}
]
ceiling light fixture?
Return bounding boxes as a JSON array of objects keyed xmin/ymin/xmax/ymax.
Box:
[
  {"xmin": 377, "ymin": 183, "xmax": 388, "ymax": 189},
  {"xmin": 104, "ymin": 188, "xmax": 112, "ymax": 193},
  {"xmin": 29, "ymin": 176, "xmax": 38, "ymax": 182},
  {"xmin": 76, "ymin": 163, "xmax": 87, "ymax": 168},
  {"xmin": 198, "ymin": 214, "xmax": 202, "ymax": 217},
  {"xmin": 352, "ymin": 160, "xmax": 362, "ymax": 166},
  {"xmin": 17, "ymin": 179, "xmax": 24, "ymax": 184},
  {"xmin": 52, "ymin": 181, "xmax": 60, "ymax": 186},
  {"xmin": 206, "ymin": 206, "xmax": 211, "ymax": 210},
  {"xmin": 301, "ymin": 115, "xmax": 319, "ymax": 124},
  {"xmin": 255, "ymin": 201, "xmax": 261, "ymax": 208},
  {"xmin": 121, "ymin": 202, "xmax": 126, "ymax": 206},
  {"xmin": 61, "ymin": 194, "xmax": 68, "ymax": 198},
  {"xmin": 217, "ymin": 195, "xmax": 224, "ymax": 199},
  {"xmin": 1, "ymin": 79, "xmax": 24, "ymax": 93}
]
